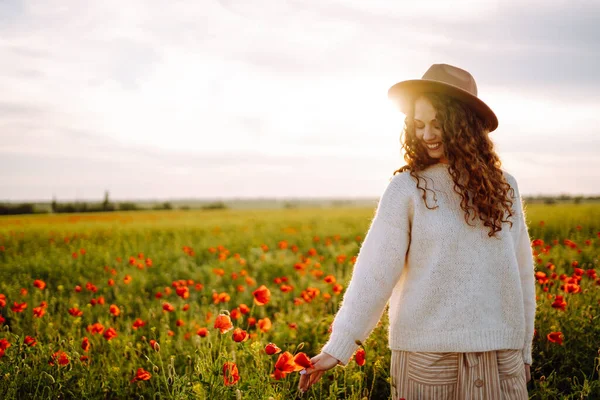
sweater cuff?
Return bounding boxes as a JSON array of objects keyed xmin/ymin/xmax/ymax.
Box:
[
  {"xmin": 522, "ymin": 341, "xmax": 533, "ymax": 364},
  {"xmin": 320, "ymin": 330, "xmax": 360, "ymax": 366}
]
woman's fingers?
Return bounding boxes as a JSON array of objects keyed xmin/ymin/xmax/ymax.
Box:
[{"xmin": 309, "ymin": 370, "xmax": 324, "ymax": 387}]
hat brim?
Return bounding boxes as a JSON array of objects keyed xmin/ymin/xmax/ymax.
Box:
[{"xmin": 387, "ymin": 79, "xmax": 498, "ymax": 132}]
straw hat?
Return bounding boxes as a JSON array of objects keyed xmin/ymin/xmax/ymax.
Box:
[{"xmin": 387, "ymin": 63, "xmax": 498, "ymax": 132}]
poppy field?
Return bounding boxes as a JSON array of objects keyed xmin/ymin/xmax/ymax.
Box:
[{"xmin": 0, "ymin": 203, "xmax": 599, "ymax": 399}]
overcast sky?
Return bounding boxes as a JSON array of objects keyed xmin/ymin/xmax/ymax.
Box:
[{"xmin": 1, "ymin": 0, "xmax": 599, "ymax": 202}]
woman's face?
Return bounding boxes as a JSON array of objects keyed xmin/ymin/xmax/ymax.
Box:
[{"xmin": 413, "ymin": 95, "xmax": 449, "ymax": 164}]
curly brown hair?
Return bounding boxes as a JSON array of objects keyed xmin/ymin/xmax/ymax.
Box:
[{"xmin": 392, "ymin": 92, "xmax": 516, "ymax": 238}]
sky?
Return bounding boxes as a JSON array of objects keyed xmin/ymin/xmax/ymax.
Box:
[{"xmin": 1, "ymin": 0, "xmax": 599, "ymax": 202}]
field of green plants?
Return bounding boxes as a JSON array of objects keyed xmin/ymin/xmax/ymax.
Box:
[{"xmin": 0, "ymin": 203, "xmax": 599, "ymax": 399}]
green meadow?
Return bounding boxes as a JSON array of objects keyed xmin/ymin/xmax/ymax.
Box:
[{"xmin": 0, "ymin": 203, "xmax": 599, "ymax": 399}]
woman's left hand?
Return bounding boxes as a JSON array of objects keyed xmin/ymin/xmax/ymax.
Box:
[{"xmin": 524, "ymin": 364, "xmax": 531, "ymax": 383}]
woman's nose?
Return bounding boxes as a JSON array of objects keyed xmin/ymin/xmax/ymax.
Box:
[{"xmin": 423, "ymin": 126, "xmax": 437, "ymax": 140}]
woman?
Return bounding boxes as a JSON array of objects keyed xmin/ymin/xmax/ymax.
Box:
[{"xmin": 298, "ymin": 64, "xmax": 536, "ymax": 399}]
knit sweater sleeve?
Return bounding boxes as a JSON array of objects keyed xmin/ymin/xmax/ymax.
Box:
[
  {"xmin": 512, "ymin": 178, "xmax": 537, "ymax": 365},
  {"xmin": 320, "ymin": 173, "xmax": 411, "ymax": 365}
]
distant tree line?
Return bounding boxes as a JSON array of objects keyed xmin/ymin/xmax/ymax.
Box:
[
  {"xmin": 0, "ymin": 191, "xmax": 228, "ymax": 215},
  {"xmin": 0, "ymin": 192, "xmax": 598, "ymax": 216}
]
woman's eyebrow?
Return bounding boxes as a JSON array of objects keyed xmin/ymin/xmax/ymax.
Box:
[{"xmin": 413, "ymin": 118, "xmax": 437, "ymax": 122}]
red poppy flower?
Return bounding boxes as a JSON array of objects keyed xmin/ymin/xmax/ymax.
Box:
[
  {"xmin": 109, "ymin": 304, "xmax": 121, "ymax": 317},
  {"xmin": 551, "ymin": 295, "xmax": 567, "ymax": 311},
  {"xmin": 257, "ymin": 317, "xmax": 272, "ymax": 333},
  {"xmin": 223, "ymin": 362, "xmax": 240, "ymax": 386},
  {"xmin": 33, "ymin": 280, "xmax": 46, "ymax": 290},
  {"xmin": 103, "ymin": 327, "xmax": 117, "ymax": 341},
  {"xmin": 239, "ymin": 304, "xmax": 250, "ymax": 314},
  {"xmin": 272, "ymin": 351, "xmax": 304, "ymax": 379},
  {"xmin": 252, "ymin": 285, "xmax": 271, "ymax": 306},
  {"xmin": 87, "ymin": 322, "xmax": 105, "ymax": 335},
  {"xmin": 265, "ymin": 343, "xmax": 282, "ymax": 355},
  {"xmin": 33, "ymin": 306, "xmax": 45, "ymax": 318},
  {"xmin": 232, "ymin": 328, "xmax": 249, "ymax": 343},
  {"xmin": 131, "ymin": 367, "xmax": 152, "ymax": 383},
  {"xmin": 197, "ymin": 327, "xmax": 209, "ymax": 337},
  {"xmin": 547, "ymin": 331, "xmax": 564, "ymax": 345},
  {"xmin": 81, "ymin": 337, "xmax": 90, "ymax": 352},
  {"xmin": 176, "ymin": 286, "xmax": 189, "ymax": 299},
  {"xmin": 0, "ymin": 338, "xmax": 11, "ymax": 357},
  {"xmin": 0, "ymin": 294, "xmax": 6, "ymax": 308},
  {"xmin": 355, "ymin": 348, "xmax": 366, "ymax": 366},
  {"xmin": 214, "ymin": 314, "xmax": 233, "ymax": 333},
  {"xmin": 293, "ymin": 352, "xmax": 313, "ymax": 369},
  {"xmin": 49, "ymin": 350, "xmax": 69, "ymax": 366},
  {"xmin": 149, "ymin": 340, "xmax": 159, "ymax": 351},
  {"xmin": 24, "ymin": 336, "xmax": 37, "ymax": 347},
  {"xmin": 11, "ymin": 302, "xmax": 27, "ymax": 313},
  {"xmin": 68, "ymin": 307, "xmax": 83, "ymax": 317},
  {"xmin": 162, "ymin": 303, "xmax": 175, "ymax": 312},
  {"xmin": 230, "ymin": 307, "xmax": 241, "ymax": 320},
  {"xmin": 132, "ymin": 318, "xmax": 146, "ymax": 330}
]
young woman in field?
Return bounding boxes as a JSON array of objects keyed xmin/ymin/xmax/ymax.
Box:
[{"xmin": 298, "ymin": 63, "xmax": 536, "ymax": 399}]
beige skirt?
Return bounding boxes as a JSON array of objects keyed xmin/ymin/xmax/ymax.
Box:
[{"xmin": 390, "ymin": 349, "xmax": 529, "ymax": 400}]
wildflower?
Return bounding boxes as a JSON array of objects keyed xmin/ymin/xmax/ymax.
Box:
[
  {"xmin": 232, "ymin": 328, "xmax": 249, "ymax": 343},
  {"xmin": 109, "ymin": 304, "xmax": 121, "ymax": 317},
  {"xmin": 547, "ymin": 331, "xmax": 564, "ymax": 345},
  {"xmin": 103, "ymin": 327, "xmax": 117, "ymax": 341},
  {"xmin": 551, "ymin": 295, "xmax": 567, "ymax": 311},
  {"xmin": 197, "ymin": 327, "xmax": 209, "ymax": 337},
  {"xmin": 239, "ymin": 304, "xmax": 250, "ymax": 314},
  {"xmin": 162, "ymin": 303, "xmax": 175, "ymax": 312},
  {"xmin": 294, "ymin": 352, "xmax": 313, "ymax": 369},
  {"xmin": 0, "ymin": 339, "xmax": 11, "ymax": 357},
  {"xmin": 223, "ymin": 362, "xmax": 240, "ymax": 386},
  {"xmin": 87, "ymin": 322, "xmax": 105, "ymax": 335},
  {"xmin": 272, "ymin": 351, "xmax": 303, "ymax": 380},
  {"xmin": 257, "ymin": 317, "xmax": 272, "ymax": 333},
  {"xmin": 132, "ymin": 318, "xmax": 146, "ymax": 330},
  {"xmin": 33, "ymin": 280, "xmax": 46, "ymax": 290},
  {"xmin": 214, "ymin": 314, "xmax": 233, "ymax": 334},
  {"xmin": 253, "ymin": 285, "xmax": 271, "ymax": 306},
  {"xmin": 33, "ymin": 306, "xmax": 45, "ymax": 318},
  {"xmin": 355, "ymin": 348, "xmax": 366, "ymax": 366},
  {"xmin": 11, "ymin": 302, "xmax": 27, "ymax": 313},
  {"xmin": 24, "ymin": 336, "xmax": 37, "ymax": 347},
  {"xmin": 265, "ymin": 343, "xmax": 282, "ymax": 355},
  {"xmin": 69, "ymin": 307, "xmax": 83, "ymax": 317},
  {"xmin": 81, "ymin": 337, "xmax": 90, "ymax": 352},
  {"xmin": 49, "ymin": 350, "xmax": 69, "ymax": 366},
  {"xmin": 131, "ymin": 368, "xmax": 152, "ymax": 383}
]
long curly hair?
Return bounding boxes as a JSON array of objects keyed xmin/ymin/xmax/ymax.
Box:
[{"xmin": 392, "ymin": 92, "xmax": 516, "ymax": 238}]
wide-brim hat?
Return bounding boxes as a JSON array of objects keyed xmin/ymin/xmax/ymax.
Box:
[{"xmin": 387, "ymin": 63, "xmax": 498, "ymax": 132}]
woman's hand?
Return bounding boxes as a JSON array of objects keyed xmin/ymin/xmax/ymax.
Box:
[
  {"xmin": 297, "ymin": 352, "xmax": 341, "ymax": 393},
  {"xmin": 524, "ymin": 363, "xmax": 531, "ymax": 383}
]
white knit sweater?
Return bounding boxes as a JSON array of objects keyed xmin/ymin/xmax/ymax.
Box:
[{"xmin": 320, "ymin": 162, "xmax": 537, "ymax": 365}]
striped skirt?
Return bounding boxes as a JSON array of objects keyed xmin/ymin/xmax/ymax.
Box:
[{"xmin": 390, "ymin": 349, "xmax": 528, "ymax": 400}]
